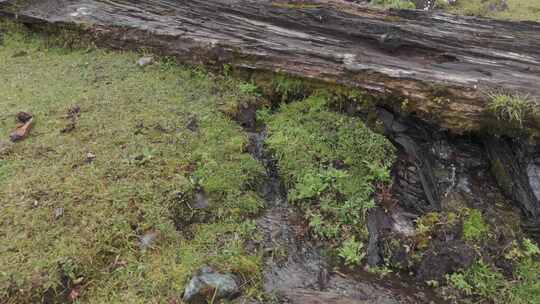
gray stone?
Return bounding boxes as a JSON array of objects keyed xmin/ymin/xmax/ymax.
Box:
[
  {"xmin": 183, "ymin": 266, "xmax": 239, "ymax": 303},
  {"xmin": 527, "ymin": 160, "xmax": 540, "ymax": 202},
  {"xmin": 193, "ymin": 190, "xmax": 210, "ymax": 209},
  {"xmin": 54, "ymin": 207, "xmax": 64, "ymax": 219},
  {"xmin": 137, "ymin": 56, "xmax": 154, "ymax": 67},
  {"xmin": 139, "ymin": 231, "xmax": 158, "ymax": 251}
]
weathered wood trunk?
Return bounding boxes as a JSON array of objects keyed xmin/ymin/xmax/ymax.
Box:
[{"xmin": 1, "ymin": 0, "xmax": 540, "ymax": 134}]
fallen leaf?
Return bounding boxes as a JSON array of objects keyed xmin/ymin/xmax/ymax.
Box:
[{"xmin": 10, "ymin": 117, "xmax": 34, "ymax": 142}]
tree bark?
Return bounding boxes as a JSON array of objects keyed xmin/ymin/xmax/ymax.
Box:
[{"xmin": 1, "ymin": 0, "xmax": 540, "ymax": 134}]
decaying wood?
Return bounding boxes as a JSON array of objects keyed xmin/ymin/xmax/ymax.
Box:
[{"xmin": 1, "ymin": 0, "xmax": 540, "ymax": 133}]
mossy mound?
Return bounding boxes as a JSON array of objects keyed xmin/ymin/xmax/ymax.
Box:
[{"xmin": 260, "ymin": 92, "xmax": 396, "ymax": 256}]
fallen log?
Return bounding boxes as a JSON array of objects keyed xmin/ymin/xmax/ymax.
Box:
[{"xmin": 1, "ymin": 0, "xmax": 540, "ymax": 134}]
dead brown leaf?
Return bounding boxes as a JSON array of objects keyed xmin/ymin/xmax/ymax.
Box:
[{"xmin": 10, "ymin": 113, "xmax": 34, "ymax": 142}]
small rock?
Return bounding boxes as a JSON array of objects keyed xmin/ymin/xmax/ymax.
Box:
[
  {"xmin": 139, "ymin": 231, "xmax": 158, "ymax": 251},
  {"xmin": 54, "ymin": 207, "xmax": 64, "ymax": 219},
  {"xmin": 183, "ymin": 266, "xmax": 239, "ymax": 303},
  {"xmin": 193, "ymin": 189, "xmax": 210, "ymax": 210},
  {"xmin": 137, "ymin": 56, "xmax": 154, "ymax": 67},
  {"xmin": 85, "ymin": 152, "xmax": 96, "ymax": 163}
]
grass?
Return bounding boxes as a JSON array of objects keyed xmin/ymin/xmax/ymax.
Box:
[
  {"xmin": 260, "ymin": 92, "xmax": 396, "ymax": 256},
  {"xmin": 441, "ymin": 0, "xmax": 540, "ymax": 22},
  {"xmin": 370, "ymin": 0, "xmax": 416, "ymax": 10},
  {"xmin": 0, "ymin": 23, "xmax": 265, "ymax": 303},
  {"xmin": 486, "ymin": 92, "xmax": 534, "ymax": 127},
  {"xmin": 369, "ymin": 0, "xmax": 540, "ymax": 22}
]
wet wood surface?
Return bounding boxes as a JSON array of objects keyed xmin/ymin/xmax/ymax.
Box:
[{"xmin": 1, "ymin": 0, "xmax": 540, "ymax": 133}]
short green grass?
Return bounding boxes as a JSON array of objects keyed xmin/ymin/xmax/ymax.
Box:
[
  {"xmin": 370, "ymin": 0, "xmax": 540, "ymax": 22},
  {"xmin": 260, "ymin": 92, "xmax": 396, "ymax": 262},
  {"xmin": 0, "ymin": 23, "xmax": 265, "ymax": 303},
  {"xmin": 442, "ymin": 0, "xmax": 540, "ymax": 22},
  {"xmin": 370, "ymin": 0, "xmax": 416, "ymax": 10},
  {"xmin": 486, "ymin": 92, "xmax": 534, "ymax": 127}
]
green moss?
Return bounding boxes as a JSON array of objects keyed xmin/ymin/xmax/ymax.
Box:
[
  {"xmin": 0, "ymin": 23, "xmax": 264, "ymax": 303},
  {"xmin": 462, "ymin": 209, "xmax": 489, "ymax": 242},
  {"xmin": 261, "ymin": 92, "xmax": 396, "ymax": 252}
]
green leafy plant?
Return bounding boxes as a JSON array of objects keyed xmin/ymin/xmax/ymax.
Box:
[
  {"xmin": 505, "ymin": 238, "xmax": 540, "ymax": 261},
  {"xmin": 450, "ymin": 261, "xmax": 505, "ymax": 299},
  {"xmin": 290, "ymin": 168, "xmax": 348, "ymax": 201},
  {"xmin": 338, "ymin": 237, "xmax": 365, "ymax": 266},
  {"xmin": 522, "ymin": 238, "xmax": 540, "ymax": 257},
  {"xmin": 462, "ymin": 209, "xmax": 489, "ymax": 242},
  {"xmin": 447, "ymin": 273, "xmax": 474, "ymax": 295}
]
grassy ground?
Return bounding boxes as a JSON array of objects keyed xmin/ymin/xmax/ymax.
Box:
[
  {"xmin": 442, "ymin": 0, "xmax": 540, "ymax": 21},
  {"xmin": 372, "ymin": 0, "xmax": 540, "ymax": 22},
  {"xmin": 0, "ymin": 23, "xmax": 265, "ymax": 303}
]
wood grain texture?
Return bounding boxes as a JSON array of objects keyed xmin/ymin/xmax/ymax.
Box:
[{"xmin": 2, "ymin": 0, "xmax": 540, "ymax": 133}]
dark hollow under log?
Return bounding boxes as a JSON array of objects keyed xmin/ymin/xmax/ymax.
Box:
[{"xmin": 1, "ymin": 0, "xmax": 540, "ymax": 134}]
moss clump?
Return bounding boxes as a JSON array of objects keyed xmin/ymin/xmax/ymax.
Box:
[
  {"xmin": 462, "ymin": 209, "xmax": 489, "ymax": 242},
  {"xmin": 261, "ymin": 92, "xmax": 396, "ymax": 255},
  {"xmin": 0, "ymin": 23, "xmax": 265, "ymax": 303}
]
